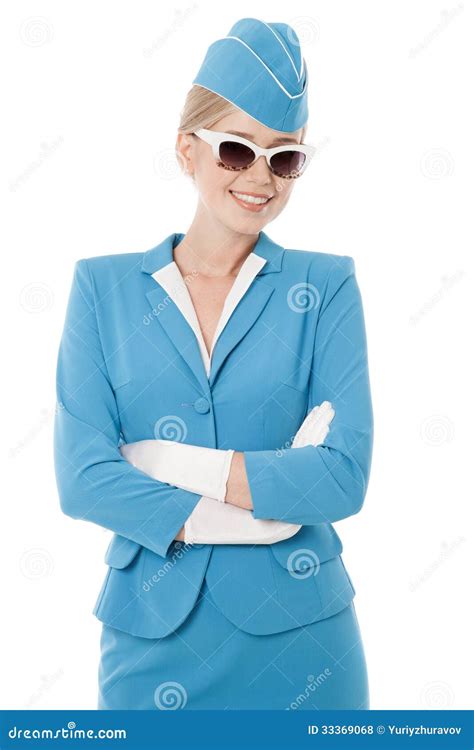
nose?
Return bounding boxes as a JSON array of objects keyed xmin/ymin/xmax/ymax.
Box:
[{"xmin": 245, "ymin": 154, "xmax": 272, "ymax": 184}]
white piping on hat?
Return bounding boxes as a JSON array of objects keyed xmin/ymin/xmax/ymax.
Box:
[
  {"xmin": 214, "ymin": 36, "xmax": 307, "ymax": 99},
  {"xmin": 261, "ymin": 21, "xmax": 304, "ymax": 83}
]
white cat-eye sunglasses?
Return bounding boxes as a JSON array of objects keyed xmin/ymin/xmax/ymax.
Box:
[{"xmin": 192, "ymin": 128, "xmax": 316, "ymax": 179}]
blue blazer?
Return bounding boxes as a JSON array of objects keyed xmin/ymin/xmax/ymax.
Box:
[{"xmin": 54, "ymin": 230, "xmax": 374, "ymax": 638}]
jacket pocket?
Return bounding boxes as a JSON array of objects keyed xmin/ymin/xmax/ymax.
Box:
[
  {"xmin": 112, "ymin": 374, "xmax": 132, "ymax": 392},
  {"xmin": 104, "ymin": 534, "xmax": 142, "ymax": 569},
  {"xmin": 269, "ymin": 523, "xmax": 343, "ymax": 572}
]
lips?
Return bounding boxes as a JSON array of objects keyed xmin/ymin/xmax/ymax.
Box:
[
  {"xmin": 229, "ymin": 190, "xmax": 271, "ymax": 213},
  {"xmin": 230, "ymin": 191, "xmax": 273, "ymax": 199},
  {"xmin": 229, "ymin": 190, "xmax": 274, "ymax": 212},
  {"xmin": 229, "ymin": 190, "xmax": 274, "ymax": 201}
]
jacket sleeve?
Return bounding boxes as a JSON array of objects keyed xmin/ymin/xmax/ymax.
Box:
[
  {"xmin": 119, "ymin": 440, "xmax": 302, "ymax": 543},
  {"xmin": 243, "ymin": 255, "xmax": 374, "ymax": 525},
  {"xmin": 54, "ymin": 259, "xmax": 203, "ymax": 559}
]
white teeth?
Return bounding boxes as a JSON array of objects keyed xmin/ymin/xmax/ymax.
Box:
[{"xmin": 231, "ymin": 191, "xmax": 270, "ymax": 205}]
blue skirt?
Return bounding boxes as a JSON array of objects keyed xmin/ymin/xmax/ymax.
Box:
[{"xmin": 98, "ymin": 577, "xmax": 369, "ymax": 710}]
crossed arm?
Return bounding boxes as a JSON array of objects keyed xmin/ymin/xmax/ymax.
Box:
[
  {"xmin": 55, "ymin": 255, "xmax": 373, "ymax": 560},
  {"xmin": 119, "ymin": 402, "xmax": 335, "ymax": 544}
]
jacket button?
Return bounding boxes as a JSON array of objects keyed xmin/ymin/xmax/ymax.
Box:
[{"xmin": 193, "ymin": 397, "xmax": 210, "ymax": 414}]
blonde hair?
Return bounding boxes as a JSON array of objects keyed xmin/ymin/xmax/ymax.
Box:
[{"xmin": 178, "ymin": 84, "xmax": 307, "ymax": 142}]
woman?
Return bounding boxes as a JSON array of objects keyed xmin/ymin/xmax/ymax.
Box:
[{"xmin": 54, "ymin": 17, "xmax": 374, "ymax": 710}]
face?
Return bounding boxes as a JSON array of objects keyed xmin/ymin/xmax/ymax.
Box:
[{"xmin": 176, "ymin": 110, "xmax": 305, "ymax": 236}]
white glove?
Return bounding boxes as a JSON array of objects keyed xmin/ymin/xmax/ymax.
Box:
[
  {"xmin": 119, "ymin": 401, "xmax": 335, "ymax": 545},
  {"xmin": 120, "ymin": 439, "xmax": 234, "ymax": 503},
  {"xmin": 184, "ymin": 400, "xmax": 335, "ymax": 544},
  {"xmin": 183, "ymin": 496, "xmax": 301, "ymax": 545},
  {"xmin": 292, "ymin": 400, "xmax": 335, "ymax": 448}
]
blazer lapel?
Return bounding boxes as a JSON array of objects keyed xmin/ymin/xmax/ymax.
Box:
[
  {"xmin": 208, "ymin": 280, "xmax": 275, "ymax": 388},
  {"xmin": 144, "ymin": 283, "xmax": 211, "ymax": 394},
  {"xmin": 141, "ymin": 231, "xmax": 285, "ymax": 392},
  {"xmin": 208, "ymin": 232, "xmax": 284, "ymax": 386}
]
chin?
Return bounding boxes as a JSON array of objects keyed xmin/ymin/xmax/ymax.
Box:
[{"xmin": 221, "ymin": 212, "xmax": 271, "ymax": 236}]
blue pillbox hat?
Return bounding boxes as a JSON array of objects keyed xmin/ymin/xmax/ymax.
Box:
[{"xmin": 192, "ymin": 17, "xmax": 309, "ymax": 133}]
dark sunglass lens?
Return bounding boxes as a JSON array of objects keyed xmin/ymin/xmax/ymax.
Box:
[
  {"xmin": 270, "ymin": 150, "xmax": 306, "ymax": 177},
  {"xmin": 219, "ymin": 141, "xmax": 255, "ymax": 170}
]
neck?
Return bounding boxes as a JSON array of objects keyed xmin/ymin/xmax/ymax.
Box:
[{"xmin": 174, "ymin": 204, "xmax": 260, "ymax": 278}]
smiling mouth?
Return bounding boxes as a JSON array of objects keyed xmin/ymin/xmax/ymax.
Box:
[{"xmin": 229, "ymin": 190, "xmax": 274, "ymax": 206}]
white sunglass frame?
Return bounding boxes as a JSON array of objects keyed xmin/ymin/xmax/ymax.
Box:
[{"xmin": 193, "ymin": 128, "xmax": 316, "ymax": 178}]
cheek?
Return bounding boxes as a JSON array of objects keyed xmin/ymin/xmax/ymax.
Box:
[
  {"xmin": 272, "ymin": 182, "xmax": 294, "ymax": 211},
  {"xmin": 197, "ymin": 157, "xmax": 232, "ymax": 195}
]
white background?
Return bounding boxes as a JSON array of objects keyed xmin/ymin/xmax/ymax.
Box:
[{"xmin": 1, "ymin": 0, "xmax": 472, "ymax": 710}]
